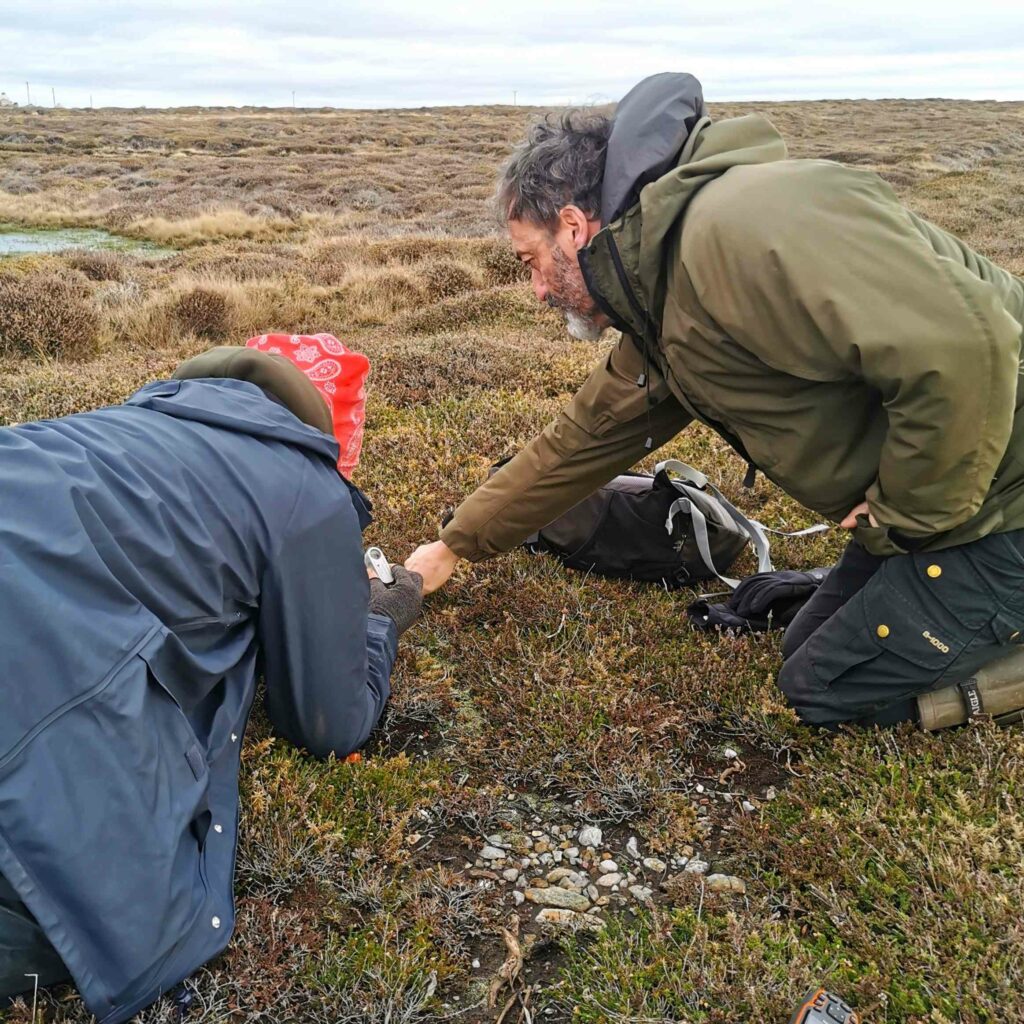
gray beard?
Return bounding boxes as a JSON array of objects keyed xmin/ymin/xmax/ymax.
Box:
[{"xmin": 563, "ymin": 310, "xmax": 607, "ymax": 342}]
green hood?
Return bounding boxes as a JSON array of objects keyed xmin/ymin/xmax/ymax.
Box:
[{"xmin": 580, "ymin": 114, "xmax": 788, "ymax": 341}]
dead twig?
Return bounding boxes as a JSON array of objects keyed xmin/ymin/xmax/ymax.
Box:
[{"xmin": 488, "ymin": 914, "xmax": 524, "ymax": 1010}]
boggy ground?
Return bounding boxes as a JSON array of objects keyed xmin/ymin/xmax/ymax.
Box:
[{"xmin": 1, "ymin": 98, "xmax": 1024, "ymax": 1023}]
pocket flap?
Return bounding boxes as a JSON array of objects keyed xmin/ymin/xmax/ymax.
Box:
[{"xmin": 863, "ymin": 585, "xmax": 967, "ymax": 670}]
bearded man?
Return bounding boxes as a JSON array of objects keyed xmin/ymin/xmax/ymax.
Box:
[{"xmin": 407, "ymin": 72, "xmax": 1024, "ymax": 730}]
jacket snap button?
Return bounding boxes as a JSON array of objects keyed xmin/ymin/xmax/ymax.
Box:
[
  {"xmin": 927, "ymin": 565, "xmax": 942, "ymax": 578},
  {"xmin": 214, "ymin": 824, "xmax": 223, "ymax": 834},
  {"xmin": 211, "ymin": 916, "xmax": 221, "ymax": 929},
  {"xmin": 876, "ymin": 624, "xmax": 890, "ymax": 639}
]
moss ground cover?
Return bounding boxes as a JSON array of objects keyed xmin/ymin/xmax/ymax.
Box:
[{"xmin": 1, "ymin": 98, "xmax": 1022, "ymax": 1023}]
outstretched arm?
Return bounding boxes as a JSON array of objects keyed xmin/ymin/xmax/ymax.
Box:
[
  {"xmin": 408, "ymin": 335, "xmax": 691, "ymax": 590},
  {"xmin": 259, "ymin": 465, "xmax": 397, "ymax": 759}
]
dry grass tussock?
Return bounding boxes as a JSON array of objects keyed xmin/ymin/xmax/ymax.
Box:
[
  {"xmin": 127, "ymin": 207, "xmax": 297, "ymax": 246},
  {"xmin": 2, "ymin": 99, "xmax": 1023, "ymax": 1024}
]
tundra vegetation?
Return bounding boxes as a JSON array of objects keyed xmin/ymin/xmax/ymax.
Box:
[{"xmin": 1, "ymin": 99, "xmax": 1023, "ymax": 1023}]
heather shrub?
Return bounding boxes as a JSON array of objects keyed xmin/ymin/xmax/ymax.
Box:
[
  {"xmin": 64, "ymin": 249, "xmax": 126, "ymax": 282},
  {"xmin": 169, "ymin": 284, "xmax": 233, "ymax": 338},
  {"xmin": 419, "ymin": 258, "xmax": 481, "ymax": 299},
  {"xmin": 477, "ymin": 238, "xmax": 529, "ymax": 285},
  {"xmin": 0, "ymin": 270, "xmax": 100, "ymax": 359}
]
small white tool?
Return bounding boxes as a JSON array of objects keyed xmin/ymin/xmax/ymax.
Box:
[{"xmin": 364, "ymin": 546, "xmax": 395, "ymax": 586}]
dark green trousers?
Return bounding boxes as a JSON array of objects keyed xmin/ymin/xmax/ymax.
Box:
[
  {"xmin": 779, "ymin": 530, "xmax": 1024, "ymax": 726},
  {"xmin": 0, "ymin": 874, "xmax": 70, "ymax": 1001}
]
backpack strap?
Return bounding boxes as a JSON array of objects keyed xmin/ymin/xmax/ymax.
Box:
[
  {"xmin": 665, "ymin": 492, "xmax": 743, "ymax": 587},
  {"xmin": 657, "ymin": 459, "xmax": 828, "ymax": 589}
]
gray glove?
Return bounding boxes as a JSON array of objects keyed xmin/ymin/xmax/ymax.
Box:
[{"xmin": 369, "ymin": 566, "xmax": 424, "ymax": 636}]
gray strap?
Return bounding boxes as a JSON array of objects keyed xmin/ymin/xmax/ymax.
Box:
[
  {"xmin": 666, "ymin": 495, "xmax": 743, "ymax": 588},
  {"xmin": 756, "ymin": 523, "xmax": 830, "ymax": 538},
  {"xmin": 658, "ymin": 458, "xmax": 829, "ymax": 586},
  {"xmin": 665, "ymin": 478, "xmax": 772, "ymax": 581},
  {"xmin": 656, "ymin": 459, "xmax": 708, "ymax": 489}
]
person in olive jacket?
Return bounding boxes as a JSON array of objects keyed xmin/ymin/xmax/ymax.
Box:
[
  {"xmin": 407, "ymin": 72, "xmax": 1024, "ymax": 729},
  {"xmin": 0, "ymin": 349, "xmax": 421, "ymax": 1021}
]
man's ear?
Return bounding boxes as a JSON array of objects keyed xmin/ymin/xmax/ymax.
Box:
[{"xmin": 558, "ymin": 204, "xmax": 599, "ymax": 250}]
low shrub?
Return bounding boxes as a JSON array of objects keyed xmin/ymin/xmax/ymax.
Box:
[
  {"xmin": 170, "ymin": 284, "xmax": 232, "ymax": 338},
  {"xmin": 418, "ymin": 258, "xmax": 481, "ymax": 299},
  {"xmin": 0, "ymin": 270, "xmax": 100, "ymax": 359},
  {"xmin": 64, "ymin": 248, "xmax": 126, "ymax": 282},
  {"xmin": 477, "ymin": 238, "xmax": 529, "ymax": 285}
]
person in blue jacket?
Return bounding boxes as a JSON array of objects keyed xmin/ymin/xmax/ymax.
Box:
[{"xmin": 0, "ymin": 349, "xmax": 422, "ymax": 1023}]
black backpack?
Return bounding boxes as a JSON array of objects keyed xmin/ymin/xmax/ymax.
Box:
[{"xmin": 493, "ymin": 458, "xmax": 797, "ymax": 589}]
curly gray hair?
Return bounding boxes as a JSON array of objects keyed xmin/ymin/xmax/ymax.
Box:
[{"xmin": 496, "ymin": 109, "xmax": 612, "ymax": 227}]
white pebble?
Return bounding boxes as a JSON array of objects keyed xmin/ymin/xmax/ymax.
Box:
[
  {"xmin": 578, "ymin": 826, "xmax": 603, "ymax": 848},
  {"xmin": 724, "ymin": 747, "xmax": 738, "ymax": 759},
  {"xmin": 598, "ymin": 859, "xmax": 619, "ymax": 875},
  {"xmin": 625, "ymin": 836, "xmax": 641, "ymax": 860},
  {"xmin": 642, "ymin": 857, "xmax": 667, "ymax": 873},
  {"xmin": 480, "ymin": 846, "xmax": 506, "ymax": 861}
]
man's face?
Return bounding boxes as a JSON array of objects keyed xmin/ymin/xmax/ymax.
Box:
[{"xmin": 509, "ymin": 214, "xmax": 610, "ymax": 342}]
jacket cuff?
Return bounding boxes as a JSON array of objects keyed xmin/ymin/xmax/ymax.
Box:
[
  {"xmin": 438, "ymin": 518, "xmax": 489, "ymax": 563},
  {"xmin": 853, "ymin": 520, "xmax": 910, "ymax": 558}
]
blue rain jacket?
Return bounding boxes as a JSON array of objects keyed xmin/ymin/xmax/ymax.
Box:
[{"xmin": 0, "ymin": 378, "xmax": 398, "ymax": 1022}]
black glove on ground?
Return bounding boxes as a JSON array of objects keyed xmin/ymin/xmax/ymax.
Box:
[
  {"xmin": 369, "ymin": 566, "xmax": 424, "ymax": 636},
  {"xmin": 687, "ymin": 567, "xmax": 831, "ymax": 634}
]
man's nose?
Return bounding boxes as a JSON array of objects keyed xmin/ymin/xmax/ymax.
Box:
[{"xmin": 531, "ymin": 270, "xmax": 547, "ymax": 303}]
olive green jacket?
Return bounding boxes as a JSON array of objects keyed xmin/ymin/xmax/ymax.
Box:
[{"xmin": 441, "ymin": 115, "xmax": 1024, "ymax": 561}]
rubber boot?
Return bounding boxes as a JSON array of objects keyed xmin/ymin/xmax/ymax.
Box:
[{"xmin": 917, "ymin": 646, "xmax": 1024, "ymax": 730}]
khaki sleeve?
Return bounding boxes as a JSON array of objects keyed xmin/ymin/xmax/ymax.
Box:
[
  {"xmin": 440, "ymin": 335, "xmax": 692, "ymax": 561},
  {"xmin": 689, "ymin": 164, "xmax": 1022, "ymax": 557}
]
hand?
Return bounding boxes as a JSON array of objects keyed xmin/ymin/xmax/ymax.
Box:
[
  {"xmin": 405, "ymin": 540, "xmax": 459, "ymax": 595},
  {"xmin": 369, "ymin": 566, "xmax": 424, "ymax": 635},
  {"xmin": 841, "ymin": 500, "xmax": 879, "ymax": 529}
]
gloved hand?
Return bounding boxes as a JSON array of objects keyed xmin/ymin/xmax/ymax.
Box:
[{"xmin": 369, "ymin": 566, "xmax": 424, "ymax": 636}]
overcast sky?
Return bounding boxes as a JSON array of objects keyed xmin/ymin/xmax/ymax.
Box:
[{"xmin": 2, "ymin": 0, "xmax": 1023, "ymax": 109}]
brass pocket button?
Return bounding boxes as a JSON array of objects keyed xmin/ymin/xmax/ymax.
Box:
[
  {"xmin": 927, "ymin": 564, "xmax": 942, "ymax": 579},
  {"xmin": 876, "ymin": 624, "xmax": 890, "ymax": 639}
]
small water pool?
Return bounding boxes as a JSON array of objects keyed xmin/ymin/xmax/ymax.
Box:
[{"xmin": 0, "ymin": 225, "xmax": 174, "ymax": 258}]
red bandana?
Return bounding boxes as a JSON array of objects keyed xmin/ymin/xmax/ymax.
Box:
[{"xmin": 245, "ymin": 333, "xmax": 370, "ymax": 479}]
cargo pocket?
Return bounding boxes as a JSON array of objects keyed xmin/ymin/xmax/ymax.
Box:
[{"xmin": 806, "ymin": 584, "xmax": 966, "ymax": 710}]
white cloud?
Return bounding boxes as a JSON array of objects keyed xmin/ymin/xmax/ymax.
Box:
[{"xmin": 1, "ymin": 0, "xmax": 1022, "ymax": 108}]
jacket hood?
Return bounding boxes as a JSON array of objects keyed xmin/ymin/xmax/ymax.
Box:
[
  {"xmin": 600, "ymin": 72, "xmax": 707, "ymax": 226},
  {"xmin": 124, "ymin": 378, "xmax": 341, "ymax": 466},
  {"xmin": 582, "ymin": 111, "xmax": 788, "ymax": 342}
]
